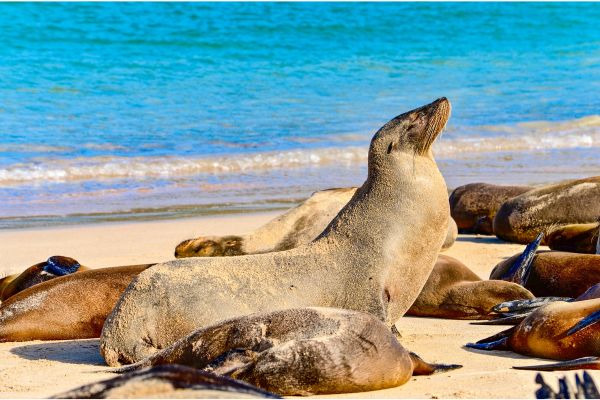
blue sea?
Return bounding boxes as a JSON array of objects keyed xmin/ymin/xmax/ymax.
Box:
[{"xmin": 1, "ymin": 2, "xmax": 599, "ymax": 228}]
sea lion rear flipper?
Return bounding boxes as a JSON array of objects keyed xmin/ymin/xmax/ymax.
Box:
[
  {"xmin": 408, "ymin": 352, "xmax": 462, "ymax": 375},
  {"xmin": 44, "ymin": 256, "xmax": 81, "ymax": 276},
  {"xmin": 492, "ymin": 297, "xmax": 574, "ymax": 314},
  {"xmin": 514, "ymin": 357, "xmax": 600, "ymax": 372},
  {"xmin": 500, "ymin": 232, "xmax": 544, "ymax": 285},
  {"xmin": 565, "ymin": 310, "xmax": 600, "ymax": 337}
]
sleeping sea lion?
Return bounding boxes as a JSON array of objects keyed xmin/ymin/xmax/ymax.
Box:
[
  {"xmin": 51, "ymin": 365, "xmax": 279, "ymax": 399},
  {"xmin": 174, "ymin": 189, "xmax": 458, "ymax": 258},
  {"xmin": 546, "ymin": 222, "xmax": 600, "ymax": 254},
  {"xmin": 110, "ymin": 308, "xmax": 461, "ymax": 395},
  {"xmin": 493, "ymin": 176, "xmax": 600, "ymax": 244},
  {"xmin": 100, "ymin": 98, "xmax": 453, "ymax": 366},
  {"xmin": 0, "ymin": 264, "xmax": 153, "ymax": 342},
  {"xmin": 0, "ymin": 256, "xmax": 86, "ymax": 301},
  {"xmin": 449, "ymin": 183, "xmax": 533, "ymax": 235}
]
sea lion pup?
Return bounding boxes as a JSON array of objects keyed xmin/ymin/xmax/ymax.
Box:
[
  {"xmin": 110, "ymin": 308, "xmax": 461, "ymax": 396},
  {"xmin": 51, "ymin": 365, "xmax": 279, "ymax": 399},
  {"xmin": 466, "ymin": 299, "xmax": 600, "ymax": 367},
  {"xmin": 546, "ymin": 221, "xmax": 600, "ymax": 254},
  {"xmin": 406, "ymin": 254, "xmax": 533, "ymax": 319},
  {"xmin": 0, "ymin": 264, "xmax": 153, "ymax": 342},
  {"xmin": 449, "ymin": 183, "xmax": 533, "ymax": 235},
  {"xmin": 100, "ymin": 98, "xmax": 452, "ymax": 366},
  {"xmin": 493, "ymin": 176, "xmax": 600, "ymax": 244},
  {"xmin": 174, "ymin": 190, "xmax": 458, "ymax": 258},
  {"xmin": 0, "ymin": 256, "xmax": 87, "ymax": 301},
  {"xmin": 490, "ymin": 234, "xmax": 600, "ymax": 298}
]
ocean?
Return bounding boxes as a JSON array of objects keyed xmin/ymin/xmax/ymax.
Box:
[{"xmin": 1, "ymin": 2, "xmax": 599, "ymax": 228}]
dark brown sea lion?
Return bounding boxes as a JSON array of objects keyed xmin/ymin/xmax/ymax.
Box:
[
  {"xmin": 0, "ymin": 264, "xmax": 153, "ymax": 342},
  {"xmin": 490, "ymin": 235, "xmax": 600, "ymax": 298},
  {"xmin": 0, "ymin": 256, "xmax": 87, "ymax": 301},
  {"xmin": 449, "ymin": 183, "xmax": 533, "ymax": 235},
  {"xmin": 467, "ymin": 299, "xmax": 600, "ymax": 370},
  {"xmin": 174, "ymin": 188, "xmax": 458, "ymax": 258},
  {"xmin": 493, "ymin": 176, "xmax": 600, "ymax": 244},
  {"xmin": 100, "ymin": 98, "xmax": 452, "ymax": 366},
  {"xmin": 110, "ymin": 308, "xmax": 461, "ymax": 396},
  {"xmin": 51, "ymin": 365, "xmax": 279, "ymax": 399},
  {"xmin": 406, "ymin": 254, "xmax": 533, "ymax": 319},
  {"xmin": 546, "ymin": 221, "xmax": 600, "ymax": 254}
]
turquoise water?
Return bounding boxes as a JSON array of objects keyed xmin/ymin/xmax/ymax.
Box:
[{"xmin": 1, "ymin": 3, "xmax": 599, "ymax": 228}]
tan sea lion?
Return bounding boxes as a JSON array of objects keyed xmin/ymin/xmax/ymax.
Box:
[
  {"xmin": 490, "ymin": 234, "xmax": 600, "ymax": 298},
  {"xmin": 174, "ymin": 189, "xmax": 458, "ymax": 258},
  {"xmin": 100, "ymin": 98, "xmax": 452, "ymax": 366},
  {"xmin": 493, "ymin": 176, "xmax": 600, "ymax": 244},
  {"xmin": 0, "ymin": 264, "xmax": 153, "ymax": 342},
  {"xmin": 51, "ymin": 365, "xmax": 279, "ymax": 399},
  {"xmin": 407, "ymin": 254, "xmax": 533, "ymax": 319},
  {"xmin": 110, "ymin": 308, "xmax": 461, "ymax": 395},
  {"xmin": 449, "ymin": 183, "xmax": 533, "ymax": 235},
  {"xmin": 546, "ymin": 221, "xmax": 600, "ymax": 254},
  {"xmin": 467, "ymin": 299, "xmax": 600, "ymax": 370},
  {"xmin": 0, "ymin": 256, "xmax": 87, "ymax": 301}
]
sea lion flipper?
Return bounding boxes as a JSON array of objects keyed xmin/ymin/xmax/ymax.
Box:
[
  {"xmin": 565, "ymin": 310, "xmax": 600, "ymax": 337},
  {"xmin": 470, "ymin": 313, "xmax": 528, "ymax": 325},
  {"xmin": 514, "ymin": 357, "xmax": 600, "ymax": 372},
  {"xmin": 44, "ymin": 256, "xmax": 81, "ymax": 276},
  {"xmin": 500, "ymin": 232, "xmax": 544, "ymax": 285},
  {"xmin": 492, "ymin": 297, "xmax": 574, "ymax": 314},
  {"xmin": 408, "ymin": 352, "xmax": 462, "ymax": 376},
  {"xmin": 465, "ymin": 337, "xmax": 509, "ymax": 351},
  {"xmin": 581, "ymin": 371, "xmax": 600, "ymax": 398}
]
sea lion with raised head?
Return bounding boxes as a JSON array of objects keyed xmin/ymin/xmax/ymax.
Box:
[
  {"xmin": 0, "ymin": 263, "xmax": 153, "ymax": 342},
  {"xmin": 110, "ymin": 308, "xmax": 461, "ymax": 395},
  {"xmin": 449, "ymin": 183, "xmax": 533, "ymax": 235},
  {"xmin": 51, "ymin": 365, "xmax": 279, "ymax": 399},
  {"xmin": 546, "ymin": 221, "xmax": 600, "ymax": 254},
  {"xmin": 407, "ymin": 254, "xmax": 533, "ymax": 319},
  {"xmin": 100, "ymin": 98, "xmax": 452, "ymax": 366},
  {"xmin": 174, "ymin": 188, "xmax": 458, "ymax": 258},
  {"xmin": 493, "ymin": 176, "xmax": 600, "ymax": 244},
  {"xmin": 467, "ymin": 299, "xmax": 600, "ymax": 371},
  {"xmin": 0, "ymin": 256, "xmax": 87, "ymax": 302}
]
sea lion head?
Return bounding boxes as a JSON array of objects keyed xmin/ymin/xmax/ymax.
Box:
[
  {"xmin": 368, "ymin": 97, "xmax": 450, "ymax": 178},
  {"xmin": 43, "ymin": 256, "xmax": 81, "ymax": 276},
  {"xmin": 174, "ymin": 235, "xmax": 244, "ymax": 258}
]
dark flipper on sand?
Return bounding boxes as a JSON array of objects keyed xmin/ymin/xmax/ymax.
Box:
[
  {"xmin": 470, "ymin": 313, "xmax": 529, "ymax": 326},
  {"xmin": 515, "ymin": 356, "xmax": 600, "ymax": 372},
  {"xmin": 500, "ymin": 232, "xmax": 544, "ymax": 285},
  {"xmin": 409, "ymin": 352, "xmax": 462, "ymax": 375},
  {"xmin": 566, "ymin": 310, "xmax": 600, "ymax": 337}
]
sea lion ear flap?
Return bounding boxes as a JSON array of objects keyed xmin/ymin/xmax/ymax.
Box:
[
  {"xmin": 44, "ymin": 256, "xmax": 81, "ymax": 276},
  {"xmin": 386, "ymin": 140, "xmax": 399, "ymax": 154}
]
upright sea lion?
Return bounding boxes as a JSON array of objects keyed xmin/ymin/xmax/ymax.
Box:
[
  {"xmin": 100, "ymin": 98, "xmax": 452, "ymax": 366},
  {"xmin": 51, "ymin": 365, "xmax": 279, "ymax": 399},
  {"xmin": 467, "ymin": 299, "xmax": 600, "ymax": 369},
  {"xmin": 546, "ymin": 222, "xmax": 600, "ymax": 254},
  {"xmin": 493, "ymin": 176, "xmax": 600, "ymax": 244},
  {"xmin": 0, "ymin": 256, "xmax": 86, "ymax": 301},
  {"xmin": 407, "ymin": 254, "xmax": 533, "ymax": 319},
  {"xmin": 174, "ymin": 189, "xmax": 458, "ymax": 258},
  {"xmin": 449, "ymin": 183, "xmax": 533, "ymax": 235},
  {"xmin": 0, "ymin": 264, "xmax": 153, "ymax": 342},
  {"xmin": 110, "ymin": 308, "xmax": 461, "ymax": 395}
]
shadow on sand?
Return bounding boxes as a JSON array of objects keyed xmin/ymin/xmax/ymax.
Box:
[{"xmin": 10, "ymin": 338, "xmax": 105, "ymax": 365}]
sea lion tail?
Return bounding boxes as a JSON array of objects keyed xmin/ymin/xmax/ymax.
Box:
[
  {"xmin": 565, "ymin": 310, "xmax": 600, "ymax": 337},
  {"xmin": 408, "ymin": 352, "xmax": 462, "ymax": 376},
  {"xmin": 500, "ymin": 232, "xmax": 544, "ymax": 285},
  {"xmin": 514, "ymin": 357, "xmax": 600, "ymax": 372},
  {"xmin": 492, "ymin": 297, "xmax": 574, "ymax": 314}
]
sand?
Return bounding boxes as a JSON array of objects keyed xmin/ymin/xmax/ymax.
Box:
[{"xmin": 0, "ymin": 212, "xmax": 597, "ymax": 398}]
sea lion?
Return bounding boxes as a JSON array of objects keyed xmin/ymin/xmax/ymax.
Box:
[
  {"xmin": 449, "ymin": 183, "xmax": 533, "ymax": 235},
  {"xmin": 467, "ymin": 299, "xmax": 600, "ymax": 370},
  {"xmin": 493, "ymin": 176, "xmax": 600, "ymax": 244},
  {"xmin": 51, "ymin": 365, "xmax": 279, "ymax": 399},
  {"xmin": 110, "ymin": 308, "xmax": 461, "ymax": 395},
  {"xmin": 174, "ymin": 189, "xmax": 458, "ymax": 258},
  {"xmin": 0, "ymin": 256, "xmax": 87, "ymax": 301},
  {"xmin": 546, "ymin": 222, "xmax": 600, "ymax": 254},
  {"xmin": 100, "ymin": 98, "xmax": 452, "ymax": 366},
  {"xmin": 0, "ymin": 264, "xmax": 153, "ymax": 342},
  {"xmin": 406, "ymin": 254, "xmax": 533, "ymax": 319},
  {"xmin": 490, "ymin": 235, "xmax": 600, "ymax": 298}
]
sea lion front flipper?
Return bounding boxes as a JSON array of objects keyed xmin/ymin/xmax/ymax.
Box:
[
  {"xmin": 514, "ymin": 356, "xmax": 600, "ymax": 372},
  {"xmin": 44, "ymin": 256, "xmax": 82, "ymax": 276},
  {"xmin": 565, "ymin": 309, "xmax": 600, "ymax": 337},
  {"xmin": 465, "ymin": 326, "xmax": 515, "ymax": 351},
  {"xmin": 500, "ymin": 232, "xmax": 544, "ymax": 285},
  {"xmin": 408, "ymin": 352, "xmax": 462, "ymax": 375},
  {"xmin": 492, "ymin": 297, "xmax": 574, "ymax": 314}
]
